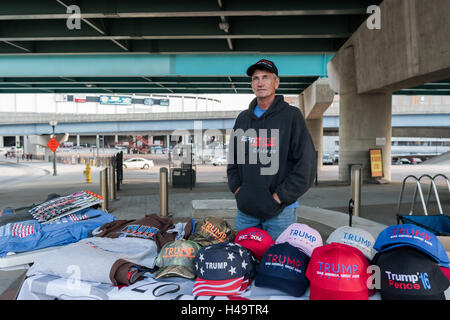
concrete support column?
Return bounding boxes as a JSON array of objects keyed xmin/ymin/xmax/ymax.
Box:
[
  {"xmin": 23, "ymin": 136, "xmax": 32, "ymax": 155},
  {"xmin": 96, "ymin": 134, "xmax": 100, "ymax": 157},
  {"xmin": 337, "ymin": 46, "xmax": 392, "ymax": 183},
  {"xmin": 148, "ymin": 135, "xmax": 153, "ymax": 153},
  {"xmin": 0, "ymin": 136, "xmax": 3, "ymax": 148},
  {"xmin": 76, "ymin": 134, "xmax": 80, "ymax": 147},
  {"xmin": 306, "ymin": 119, "xmax": 323, "ymax": 172},
  {"xmin": 148, "ymin": 135, "xmax": 153, "ymax": 146},
  {"xmin": 299, "ymin": 78, "xmax": 334, "ymax": 173}
]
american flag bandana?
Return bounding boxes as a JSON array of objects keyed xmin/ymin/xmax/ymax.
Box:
[
  {"xmin": 192, "ymin": 276, "xmax": 249, "ymax": 296},
  {"xmin": 11, "ymin": 223, "xmax": 35, "ymax": 238}
]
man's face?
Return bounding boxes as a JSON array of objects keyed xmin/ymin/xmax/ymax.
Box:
[{"xmin": 251, "ymin": 69, "xmax": 280, "ymax": 99}]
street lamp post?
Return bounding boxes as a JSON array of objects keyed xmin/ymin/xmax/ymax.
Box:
[{"xmin": 49, "ymin": 120, "xmax": 58, "ymax": 176}]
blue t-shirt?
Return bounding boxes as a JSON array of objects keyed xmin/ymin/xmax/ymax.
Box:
[
  {"xmin": 0, "ymin": 208, "xmax": 115, "ymax": 257},
  {"xmin": 253, "ymin": 105, "xmax": 299, "ymax": 209}
]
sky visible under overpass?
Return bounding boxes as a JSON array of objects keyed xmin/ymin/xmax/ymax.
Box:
[{"xmin": 0, "ymin": 0, "xmax": 448, "ymax": 96}]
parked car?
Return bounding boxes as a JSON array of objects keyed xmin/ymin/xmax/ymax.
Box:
[
  {"xmin": 322, "ymin": 154, "xmax": 334, "ymax": 165},
  {"xmin": 211, "ymin": 156, "xmax": 227, "ymax": 166},
  {"xmin": 411, "ymin": 157, "xmax": 423, "ymax": 165},
  {"xmin": 123, "ymin": 157, "xmax": 154, "ymax": 169},
  {"xmin": 333, "ymin": 152, "xmax": 339, "ymax": 164},
  {"xmin": 396, "ymin": 158, "xmax": 411, "ymax": 165}
]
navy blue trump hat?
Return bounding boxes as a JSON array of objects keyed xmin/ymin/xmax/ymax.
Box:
[
  {"xmin": 192, "ymin": 241, "xmax": 256, "ymax": 296},
  {"xmin": 246, "ymin": 59, "xmax": 279, "ymax": 77},
  {"xmin": 255, "ymin": 242, "xmax": 310, "ymax": 297}
]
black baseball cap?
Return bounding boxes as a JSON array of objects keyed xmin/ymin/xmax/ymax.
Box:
[
  {"xmin": 372, "ymin": 246, "xmax": 450, "ymax": 300},
  {"xmin": 246, "ymin": 59, "xmax": 278, "ymax": 77}
]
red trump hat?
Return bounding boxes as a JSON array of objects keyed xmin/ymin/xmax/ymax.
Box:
[
  {"xmin": 306, "ymin": 243, "xmax": 372, "ymax": 300},
  {"xmin": 234, "ymin": 227, "xmax": 274, "ymax": 261}
]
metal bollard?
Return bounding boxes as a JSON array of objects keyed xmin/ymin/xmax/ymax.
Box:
[
  {"xmin": 108, "ymin": 164, "xmax": 117, "ymax": 200},
  {"xmin": 100, "ymin": 168, "xmax": 109, "ymax": 212},
  {"xmin": 160, "ymin": 167, "xmax": 169, "ymax": 216},
  {"xmin": 350, "ymin": 164, "xmax": 362, "ymax": 217}
]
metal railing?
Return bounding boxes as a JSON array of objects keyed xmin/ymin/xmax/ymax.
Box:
[{"xmin": 396, "ymin": 173, "xmax": 449, "ymax": 218}]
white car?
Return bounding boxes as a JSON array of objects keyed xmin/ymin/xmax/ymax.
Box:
[
  {"xmin": 212, "ymin": 156, "xmax": 227, "ymax": 166},
  {"xmin": 322, "ymin": 154, "xmax": 334, "ymax": 165},
  {"xmin": 123, "ymin": 158, "xmax": 154, "ymax": 169}
]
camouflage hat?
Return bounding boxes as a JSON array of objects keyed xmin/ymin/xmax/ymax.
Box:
[
  {"xmin": 154, "ymin": 239, "xmax": 202, "ymax": 279},
  {"xmin": 188, "ymin": 216, "xmax": 236, "ymax": 247}
]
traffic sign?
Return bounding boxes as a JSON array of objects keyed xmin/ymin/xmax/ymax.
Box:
[{"xmin": 47, "ymin": 137, "xmax": 60, "ymax": 153}]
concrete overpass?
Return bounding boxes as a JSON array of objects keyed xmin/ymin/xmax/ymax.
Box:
[
  {"xmin": 2, "ymin": 97, "xmax": 450, "ymax": 165},
  {"xmin": 1, "ymin": 108, "xmax": 450, "ymax": 137}
]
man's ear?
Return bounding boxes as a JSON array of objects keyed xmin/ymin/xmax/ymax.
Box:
[{"xmin": 274, "ymin": 76, "xmax": 280, "ymax": 90}]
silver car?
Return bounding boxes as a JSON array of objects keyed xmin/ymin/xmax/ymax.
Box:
[{"xmin": 212, "ymin": 156, "xmax": 227, "ymax": 166}]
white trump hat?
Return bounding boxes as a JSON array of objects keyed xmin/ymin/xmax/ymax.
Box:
[{"xmin": 326, "ymin": 226, "xmax": 376, "ymax": 260}]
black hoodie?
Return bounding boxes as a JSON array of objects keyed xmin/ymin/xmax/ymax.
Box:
[{"xmin": 227, "ymin": 95, "xmax": 317, "ymax": 220}]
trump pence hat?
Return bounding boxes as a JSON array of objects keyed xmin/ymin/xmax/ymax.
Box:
[{"xmin": 372, "ymin": 246, "xmax": 450, "ymax": 300}]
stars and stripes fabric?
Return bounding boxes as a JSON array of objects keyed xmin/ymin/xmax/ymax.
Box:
[
  {"xmin": 192, "ymin": 241, "xmax": 256, "ymax": 296},
  {"xmin": 192, "ymin": 276, "xmax": 250, "ymax": 296},
  {"xmin": 11, "ymin": 223, "xmax": 35, "ymax": 238}
]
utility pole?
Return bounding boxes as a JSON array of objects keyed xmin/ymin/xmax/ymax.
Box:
[{"xmin": 49, "ymin": 120, "xmax": 58, "ymax": 176}]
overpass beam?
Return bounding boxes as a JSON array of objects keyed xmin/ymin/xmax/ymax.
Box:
[
  {"xmin": 328, "ymin": 0, "xmax": 450, "ymax": 95},
  {"xmin": 299, "ymin": 78, "xmax": 335, "ymax": 172}
]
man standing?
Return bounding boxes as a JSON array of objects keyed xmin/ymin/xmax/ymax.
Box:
[{"xmin": 227, "ymin": 59, "xmax": 317, "ymax": 240}]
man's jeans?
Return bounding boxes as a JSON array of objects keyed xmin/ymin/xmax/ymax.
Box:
[{"xmin": 235, "ymin": 207, "xmax": 297, "ymax": 241}]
